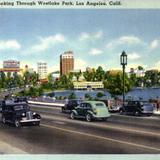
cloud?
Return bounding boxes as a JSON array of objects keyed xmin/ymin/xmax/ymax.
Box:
[
  {"xmin": 30, "ymin": 34, "xmax": 66, "ymax": 53},
  {"xmin": 89, "ymin": 48, "xmax": 103, "ymax": 55},
  {"xmin": 79, "ymin": 30, "xmax": 103, "ymax": 41},
  {"xmin": 106, "ymin": 36, "xmax": 142, "ymax": 49},
  {"xmin": 75, "ymin": 59, "xmax": 87, "ymax": 71},
  {"xmin": 128, "ymin": 52, "xmax": 141, "ymax": 60},
  {"xmin": 149, "ymin": 39, "xmax": 160, "ymax": 50},
  {"xmin": 0, "ymin": 40, "xmax": 21, "ymax": 50}
]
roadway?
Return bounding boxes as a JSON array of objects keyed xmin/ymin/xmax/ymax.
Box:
[{"xmin": 0, "ymin": 104, "xmax": 160, "ymax": 154}]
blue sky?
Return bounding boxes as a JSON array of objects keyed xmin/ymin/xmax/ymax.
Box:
[{"xmin": 0, "ymin": 9, "xmax": 160, "ymax": 72}]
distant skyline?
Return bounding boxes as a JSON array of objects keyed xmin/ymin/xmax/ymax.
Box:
[{"xmin": 0, "ymin": 9, "xmax": 160, "ymax": 72}]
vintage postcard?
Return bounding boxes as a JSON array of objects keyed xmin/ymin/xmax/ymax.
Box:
[{"xmin": 0, "ymin": 0, "xmax": 160, "ymax": 160}]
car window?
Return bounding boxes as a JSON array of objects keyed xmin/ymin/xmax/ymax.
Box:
[
  {"xmin": 95, "ymin": 103, "xmax": 106, "ymax": 108},
  {"xmin": 85, "ymin": 103, "xmax": 92, "ymax": 109},
  {"xmin": 80, "ymin": 103, "xmax": 85, "ymax": 108}
]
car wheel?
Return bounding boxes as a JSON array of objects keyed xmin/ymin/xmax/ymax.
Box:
[
  {"xmin": 2, "ymin": 116, "xmax": 6, "ymax": 124},
  {"xmin": 86, "ymin": 114, "xmax": 92, "ymax": 122},
  {"xmin": 119, "ymin": 109, "xmax": 124, "ymax": 115},
  {"xmin": 70, "ymin": 112, "xmax": 75, "ymax": 120},
  {"xmin": 102, "ymin": 118, "xmax": 108, "ymax": 121},
  {"xmin": 61, "ymin": 108, "xmax": 65, "ymax": 113},
  {"xmin": 14, "ymin": 119, "xmax": 21, "ymax": 128},
  {"xmin": 36, "ymin": 121, "xmax": 40, "ymax": 126},
  {"xmin": 134, "ymin": 111, "xmax": 141, "ymax": 116}
]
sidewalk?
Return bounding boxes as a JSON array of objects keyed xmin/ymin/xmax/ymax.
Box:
[{"xmin": 0, "ymin": 141, "xmax": 27, "ymax": 154}]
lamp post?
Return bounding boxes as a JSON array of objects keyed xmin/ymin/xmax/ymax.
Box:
[{"xmin": 120, "ymin": 51, "xmax": 127, "ymax": 107}]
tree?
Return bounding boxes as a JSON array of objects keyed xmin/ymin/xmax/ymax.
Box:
[
  {"xmin": 95, "ymin": 66, "xmax": 105, "ymax": 81},
  {"xmin": 96, "ymin": 92, "xmax": 105, "ymax": 98},
  {"xmin": 104, "ymin": 72, "xmax": 131, "ymax": 96},
  {"xmin": 0, "ymin": 71, "xmax": 6, "ymax": 88},
  {"xmin": 137, "ymin": 66, "xmax": 144, "ymax": 71},
  {"xmin": 83, "ymin": 68, "xmax": 96, "ymax": 81},
  {"xmin": 68, "ymin": 92, "xmax": 76, "ymax": 99},
  {"xmin": 144, "ymin": 70, "xmax": 159, "ymax": 87},
  {"xmin": 74, "ymin": 71, "xmax": 81, "ymax": 81}
]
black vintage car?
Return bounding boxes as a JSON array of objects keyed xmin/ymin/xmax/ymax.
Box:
[
  {"xmin": 61, "ymin": 99, "xmax": 81, "ymax": 113},
  {"xmin": 1, "ymin": 98, "xmax": 41, "ymax": 127},
  {"xmin": 119, "ymin": 100, "xmax": 154, "ymax": 116}
]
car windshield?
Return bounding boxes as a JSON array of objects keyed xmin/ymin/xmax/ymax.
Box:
[
  {"xmin": 14, "ymin": 105, "xmax": 28, "ymax": 111},
  {"xmin": 95, "ymin": 103, "xmax": 106, "ymax": 108}
]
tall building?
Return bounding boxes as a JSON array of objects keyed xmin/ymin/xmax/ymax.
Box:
[
  {"xmin": 60, "ymin": 51, "xmax": 74, "ymax": 75},
  {"xmin": 37, "ymin": 62, "xmax": 47, "ymax": 80}
]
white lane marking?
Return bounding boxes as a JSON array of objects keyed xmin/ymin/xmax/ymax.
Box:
[
  {"xmin": 29, "ymin": 104, "xmax": 61, "ymax": 110},
  {"xmin": 41, "ymin": 123, "xmax": 160, "ymax": 152},
  {"xmin": 28, "ymin": 101, "xmax": 65, "ymax": 107},
  {"xmin": 42, "ymin": 114, "xmax": 160, "ymax": 137},
  {"xmin": 54, "ymin": 121, "xmax": 66, "ymax": 125}
]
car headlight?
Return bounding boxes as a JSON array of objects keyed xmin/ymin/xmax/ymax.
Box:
[
  {"xmin": 22, "ymin": 113, "xmax": 25, "ymax": 116},
  {"xmin": 93, "ymin": 108, "xmax": 97, "ymax": 114},
  {"xmin": 33, "ymin": 112, "xmax": 36, "ymax": 115}
]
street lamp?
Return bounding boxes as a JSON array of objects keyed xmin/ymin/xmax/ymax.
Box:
[{"xmin": 120, "ymin": 51, "xmax": 127, "ymax": 107}]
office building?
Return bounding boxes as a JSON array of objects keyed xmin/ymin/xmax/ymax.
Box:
[
  {"xmin": 60, "ymin": 51, "xmax": 74, "ymax": 75},
  {"xmin": 37, "ymin": 62, "xmax": 47, "ymax": 80}
]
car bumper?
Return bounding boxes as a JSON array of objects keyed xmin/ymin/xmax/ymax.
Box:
[
  {"xmin": 20, "ymin": 119, "xmax": 40, "ymax": 123},
  {"xmin": 92, "ymin": 115, "xmax": 110, "ymax": 119},
  {"xmin": 142, "ymin": 111, "xmax": 153, "ymax": 114}
]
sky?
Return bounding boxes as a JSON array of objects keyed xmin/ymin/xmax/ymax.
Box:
[{"xmin": 0, "ymin": 9, "xmax": 160, "ymax": 72}]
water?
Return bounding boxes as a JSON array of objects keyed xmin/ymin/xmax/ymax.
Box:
[
  {"xmin": 46, "ymin": 90, "xmax": 111, "ymax": 99},
  {"xmin": 125, "ymin": 87, "xmax": 160, "ymax": 101},
  {"xmin": 44, "ymin": 88, "xmax": 160, "ymax": 101}
]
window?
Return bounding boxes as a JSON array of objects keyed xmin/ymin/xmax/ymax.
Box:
[
  {"xmin": 95, "ymin": 103, "xmax": 105, "ymax": 108},
  {"xmin": 85, "ymin": 103, "xmax": 92, "ymax": 109}
]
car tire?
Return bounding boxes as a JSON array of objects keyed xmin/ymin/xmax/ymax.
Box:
[
  {"xmin": 14, "ymin": 119, "xmax": 21, "ymax": 128},
  {"xmin": 86, "ymin": 114, "xmax": 92, "ymax": 122},
  {"xmin": 102, "ymin": 118, "xmax": 108, "ymax": 121},
  {"xmin": 61, "ymin": 107, "xmax": 65, "ymax": 113},
  {"xmin": 70, "ymin": 112, "xmax": 75, "ymax": 120},
  {"xmin": 119, "ymin": 109, "xmax": 124, "ymax": 115},
  {"xmin": 134, "ymin": 111, "xmax": 141, "ymax": 116},
  {"xmin": 2, "ymin": 116, "xmax": 6, "ymax": 124},
  {"xmin": 36, "ymin": 121, "xmax": 40, "ymax": 126}
]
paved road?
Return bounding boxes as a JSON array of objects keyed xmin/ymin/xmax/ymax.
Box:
[{"xmin": 0, "ymin": 104, "xmax": 159, "ymax": 154}]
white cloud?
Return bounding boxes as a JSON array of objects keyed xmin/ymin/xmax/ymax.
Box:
[
  {"xmin": 150, "ymin": 39, "xmax": 159, "ymax": 50},
  {"xmin": 79, "ymin": 30, "xmax": 103, "ymax": 41},
  {"xmin": 119, "ymin": 36, "xmax": 141, "ymax": 44},
  {"xmin": 0, "ymin": 40, "xmax": 21, "ymax": 50},
  {"xmin": 106, "ymin": 36, "xmax": 142, "ymax": 49},
  {"xmin": 30, "ymin": 34, "xmax": 66, "ymax": 53},
  {"xmin": 94, "ymin": 30, "xmax": 103, "ymax": 39},
  {"xmin": 89, "ymin": 48, "xmax": 103, "ymax": 55},
  {"xmin": 79, "ymin": 32, "xmax": 90, "ymax": 41},
  {"xmin": 128, "ymin": 52, "xmax": 141, "ymax": 60},
  {"xmin": 75, "ymin": 59, "xmax": 87, "ymax": 71}
]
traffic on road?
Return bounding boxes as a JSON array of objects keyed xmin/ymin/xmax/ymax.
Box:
[{"xmin": 0, "ymin": 96, "xmax": 160, "ymax": 154}]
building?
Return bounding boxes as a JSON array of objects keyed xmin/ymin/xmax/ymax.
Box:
[
  {"xmin": 73, "ymin": 81, "xmax": 104, "ymax": 90},
  {"xmin": 0, "ymin": 60, "xmax": 22, "ymax": 75},
  {"xmin": 37, "ymin": 62, "xmax": 47, "ymax": 80},
  {"xmin": 128, "ymin": 68, "xmax": 145, "ymax": 78},
  {"xmin": 60, "ymin": 51, "xmax": 74, "ymax": 75}
]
